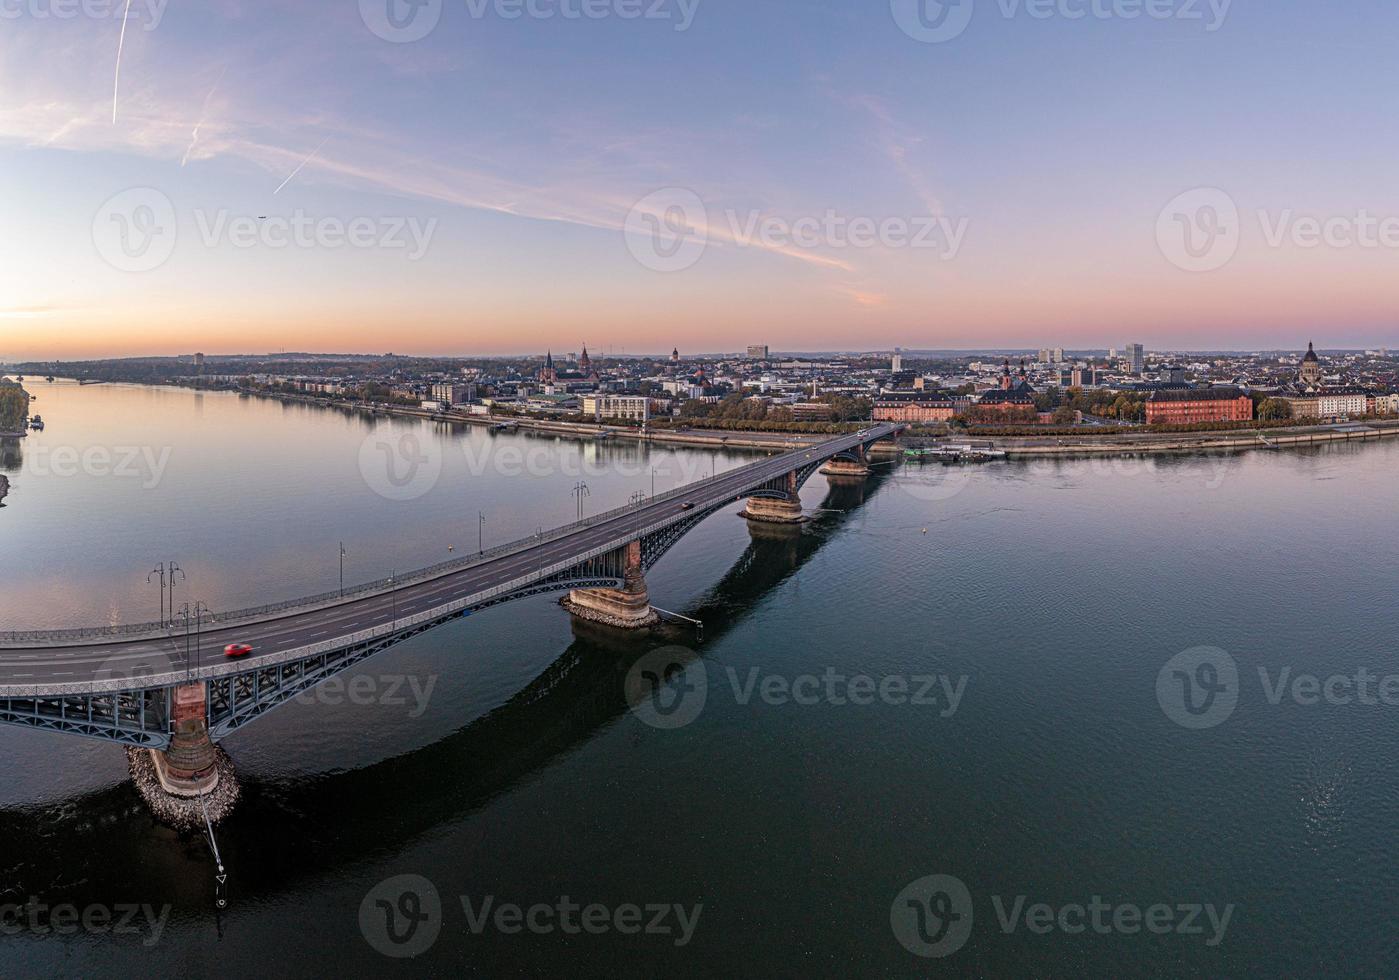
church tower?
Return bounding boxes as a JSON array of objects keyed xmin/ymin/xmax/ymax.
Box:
[{"xmin": 1299, "ymin": 342, "xmax": 1322, "ymax": 386}]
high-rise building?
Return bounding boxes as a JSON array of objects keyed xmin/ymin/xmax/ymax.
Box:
[
  {"xmin": 747, "ymin": 345, "xmax": 770, "ymax": 360},
  {"xmin": 1126, "ymin": 343, "xmax": 1145, "ymax": 374},
  {"xmin": 891, "ymin": 353, "xmax": 903, "ymax": 373}
]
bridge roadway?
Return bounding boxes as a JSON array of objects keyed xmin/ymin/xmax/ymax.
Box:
[{"xmin": 0, "ymin": 425, "xmax": 895, "ymax": 696}]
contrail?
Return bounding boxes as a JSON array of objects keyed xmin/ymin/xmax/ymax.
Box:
[
  {"xmin": 182, "ymin": 67, "xmax": 228, "ymax": 166},
  {"xmin": 274, "ymin": 136, "xmax": 330, "ymax": 195},
  {"xmin": 112, "ymin": 0, "xmax": 134, "ymax": 125}
]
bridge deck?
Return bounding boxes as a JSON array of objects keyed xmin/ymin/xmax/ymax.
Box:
[{"xmin": 0, "ymin": 426, "xmax": 895, "ymax": 697}]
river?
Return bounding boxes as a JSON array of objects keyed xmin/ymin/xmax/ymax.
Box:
[{"xmin": 1, "ymin": 380, "xmax": 1396, "ymax": 976}]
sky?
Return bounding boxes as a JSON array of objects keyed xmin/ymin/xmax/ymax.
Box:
[{"xmin": 2, "ymin": 0, "xmax": 1399, "ymax": 359}]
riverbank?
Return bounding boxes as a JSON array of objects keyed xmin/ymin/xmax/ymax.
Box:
[
  {"xmin": 989, "ymin": 419, "xmax": 1399, "ymax": 456},
  {"xmin": 248, "ymin": 389, "xmax": 843, "ymax": 451},
  {"xmin": 205, "ymin": 385, "xmax": 1399, "ymax": 459}
]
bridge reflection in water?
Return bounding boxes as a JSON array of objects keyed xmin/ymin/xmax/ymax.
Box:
[
  {"xmin": 0, "ymin": 472, "xmax": 882, "ymax": 912},
  {"xmin": 0, "ymin": 425, "xmax": 896, "ymax": 806}
]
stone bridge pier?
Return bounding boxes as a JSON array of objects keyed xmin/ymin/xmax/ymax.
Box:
[
  {"xmin": 151, "ymin": 683, "xmax": 219, "ymax": 796},
  {"xmin": 820, "ymin": 444, "xmax": 872, "ymax": 479},
  {"xmin": 742, "ymin": 470, "xmax": 805, "ymax": 524},
  {"xmin": 130, "ymin": 682, "xmax": 240, "ymax": 829},
  {"xmin": 562, "ymin": 540, "xmax": 660, "ymax": 629}
]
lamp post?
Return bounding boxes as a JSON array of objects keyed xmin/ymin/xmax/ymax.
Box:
[
  {"xmin": 179, "ymin": 600, "xmax": 210, "ymax": 678},
  {"xmin": 339, "ymin": 542, "xmax": 347, "ymax": 598},
  {"xmin": 149, "ymin": 561, "xmax": 185, "ymax": 625},
  {"xmin": 571, "ymin": 481, "xmax": 590, "ymax": 522},
  {"xmin": 148, "ymin": 562, "xmax": 167, "ymax": 625},
  {"xmin": 478, "ymin": 511, "xmax": 486, "ymax": 555},
  {"xmin": 168, "ymin": 561, "xmax": 186, "ymax": 625}
]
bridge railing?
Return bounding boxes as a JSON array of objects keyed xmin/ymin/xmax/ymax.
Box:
[{"xmin": 0, "ymin": 426, "xmax": 890, "ymax": 646}]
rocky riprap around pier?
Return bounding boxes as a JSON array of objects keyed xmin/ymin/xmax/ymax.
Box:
[{"xmin": 126, "ymin": 746, "xmax": 240, "ymax": 831}]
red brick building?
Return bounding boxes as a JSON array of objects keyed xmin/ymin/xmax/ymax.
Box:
[
  {"xmin": 1146, "ymin": 387, "xmax": 1253, "ymax": 425},
  {"xmin": 873, "ymin": 391, "xmax": 956, "ymax": 423}
]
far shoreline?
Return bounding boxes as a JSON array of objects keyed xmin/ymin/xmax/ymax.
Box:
[{"xmin": 53, "ymin": 379, "xmax": 1399, "ymax": 460}]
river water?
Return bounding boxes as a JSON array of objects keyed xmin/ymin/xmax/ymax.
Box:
[{"xmin": 1, "ymin": 381, "xmax": 1397, "ymax": 976}]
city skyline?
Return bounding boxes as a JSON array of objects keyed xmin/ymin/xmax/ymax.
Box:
[{"xmin": 7, "ymin": 1, "xmax": 1399, "ymax": 358}]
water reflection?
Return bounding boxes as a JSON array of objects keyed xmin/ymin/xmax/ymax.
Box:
[{"xmin": 0, "ymin": 474, "xmax": 884, "ymax": 913}]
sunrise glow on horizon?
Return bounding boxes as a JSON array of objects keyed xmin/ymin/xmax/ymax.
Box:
[{"xmin": 5, "ymin": 0, "xmax": 1399, "ymax": 361}]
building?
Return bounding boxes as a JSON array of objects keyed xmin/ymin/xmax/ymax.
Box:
[
  {"xmin": 1299, "ymin": 342, "xmax": 1323, "ymax": 386},
  {"xmin": 746, "ymin": 345, "xmax": 770, "ymax": 360},
  {"xmin": 1284, "ymin": 393, "xmax": 1320, "ymax": 419},
  {"xmin": 873, "ymin": 391, "xmax": 956, "ymax": 423},
  {"xmin": 1126, "ymin": 344, "xmax": 1146, "ymax": 375},
  {"xmin": 1158, "ymin": 365, "xmax": 1187, "ymax": 384},
  {"xmin": 1316, "ymin": 388, "xmax": 1368, "ymax": 420},
  {"xmin": 582, "ymin": 394, "xmax": 649, "ymax": 422},
  {"xmin": 1375, "ymin": 393, "xmax": 1399, "ymax": 415},
  {"xmin": 430, "ymin": 382, "xmax": 475, "ymax": 405},
  {"xmin": 526, "ymin": 392, "xmax": 579, "ymax": 413},
  {"xmin": 1071, "ymin": 366, "xmax": 1101, "ymax": 388},
  {"xmin": 891, "ymin": 353, "xmax": 903, "ymax": 373},
  {"xmin": 974, "ymin": 359, "xmax": 1037, "ymax": 418},
  {"xmin": 538, "ymin": 351, "xmax": 557, "ymax": 384},
  {"xmin": 1145, "ymin": 387, "xmax": 1253, "ymax": 425},
  {"xmin": 790, "ymin": 401, "xmax": 836, "ymax": 422}
]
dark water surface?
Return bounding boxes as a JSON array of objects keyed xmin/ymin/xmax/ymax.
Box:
[{"xmin": 2, "ymin": 382, "xmax": 1397, "ymax": 976}]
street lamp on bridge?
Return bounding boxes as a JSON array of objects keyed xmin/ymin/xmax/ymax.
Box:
[
  {"xmin": 179, "ymin": 600, "xmax": 211, "ymax": 678},
  {"xmin": 571, "ymin": 481, "xmax": 590, "ymax": 522},
  {"xmin": 148, "ymin": 561, "xmax": 186, "ymax": 626}
]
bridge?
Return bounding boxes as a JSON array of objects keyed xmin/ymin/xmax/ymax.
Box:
[{"xmin": 0, "ymin": 425, "xmax": 896, "ymax": 800}]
